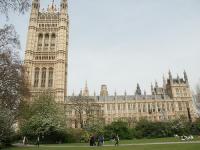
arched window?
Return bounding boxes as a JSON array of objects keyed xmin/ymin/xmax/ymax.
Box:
[
  {"xmin": 41, "ymin": 68, "xmax": 46, "ymax": 87},
  {"xmin": 38, "ymin": 34, "xmax": 43, "ymax": 51},
  {"xmin": 44, "ymin": 34, "xmax": 49, "ymax": 51},
  {"xmin": 50, "ymin": 33, "xmax": 56, "ymax": 50},
  {"xmin": 34, "ymin": 68, "xmax": 40, "ymax": 87},
  {"xmin": 48, "ymin": 68, "xmax": 54, "ymax": 87}
]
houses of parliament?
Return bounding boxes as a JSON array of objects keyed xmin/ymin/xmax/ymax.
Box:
[{"xmin": 24, "ymin": 0, "xmax": 196, "ymax": 127}]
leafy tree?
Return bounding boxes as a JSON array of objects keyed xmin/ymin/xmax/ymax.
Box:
[
  {"xmin": 170, "ymin": 116, "xmax": 191, "ymax": 136},
  {"xmin": 20, "ymin": 93, "xmax": 67, "ymax": 143}
]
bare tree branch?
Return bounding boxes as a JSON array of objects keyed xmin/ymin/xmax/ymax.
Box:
[
  {"xmin": 68, "ymin": 96, "xmax": 103, "ymax": 128},
  {"xmin": 0, "ymin": 0, "xmax": 31, "ymax": 19}
]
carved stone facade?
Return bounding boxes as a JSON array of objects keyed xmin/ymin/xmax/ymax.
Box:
[
  {"xmin": 66, "ymin": 71, "xmax": 196, "ymax": 127},
  {"xmin": 24, "ymin": 0, "xmax": 69, "ymax": 102}
]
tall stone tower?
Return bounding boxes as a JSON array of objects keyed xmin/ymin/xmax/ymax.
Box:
[{"xmin": 24, "ymin": 0, "xmax": 69, "ymax": 102}]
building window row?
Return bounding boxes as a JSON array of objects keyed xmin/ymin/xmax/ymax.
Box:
[
  {"xmin": 39, "ymin": 24, "xmax": 58, "ymax": 28},
  {"xmin": 35, "ymin": 56, "xmax": 55, "ymax": 60},
  {"xmin": 34, "ymin": 67, "xmax": 54, "ymax": 88},
  {"xmin": 37, "ymin": 33, "xmax": 56, "ymax": 51}
]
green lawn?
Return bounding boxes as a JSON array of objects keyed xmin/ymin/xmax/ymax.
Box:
[
  {"xmin": 3, "ymin": 137, "xmax": 200, "ymax": 150},
  {"xmin": 4, "ymin": 144, "xmax": 200, "ymax": 150}
]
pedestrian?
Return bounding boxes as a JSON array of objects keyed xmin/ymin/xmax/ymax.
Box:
[
  {"xmin": 99, "ymin": 135, "xmax": 104, "ymax": 146},
  {"xmin": 90, "ymin": 135, "xmax": 96, "ymax": 146},
  {"xmin": 36, "ymin": 136, "xmax": 40, "ymax": 148},
  {"xmin": 115, "ymin": 134, "xmax": 119, "ymax": 146},
  {"xmin": 23, "ymin": 136, "xmax": 27, "ymax": 145},
  {"xmin": 89, "ymin": 136, "xmax": 93, "ymax": 146},
  {"xmin": 97, "ymin": 136, "xmax": 101, "ymax": 146}
]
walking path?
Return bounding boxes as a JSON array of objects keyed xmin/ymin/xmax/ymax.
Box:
[
  {"xmin": 14, "ymin": 141, "xmax": 200, "ymax": 148},
  {"xmin": 38, "ymin": 141, "xmax": 200, "ymax": 148}
]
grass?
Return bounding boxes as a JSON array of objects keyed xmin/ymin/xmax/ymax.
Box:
[{"xmin": 3, "ymin": 137, "xmax": 200, "ymax": 150}]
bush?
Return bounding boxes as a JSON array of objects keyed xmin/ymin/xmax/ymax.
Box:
[
  {"xmin": 65, "ymin": 128, "xmax": 90, "ymax": 143},
  {"xmin": 104, "ymin": 121, "xmax": 134, "ymax": 140},
  {"xmin": 135, "ymin": 120, "xmax": 173, "ymax": 138}
]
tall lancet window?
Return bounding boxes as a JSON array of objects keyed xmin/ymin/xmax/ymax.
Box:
[
  {"xmin": 44, "ymin": 34, "xmax": 49, "ymax": 51},
  {"xmin": 34, "ymin": 68, "xmax": 40, "ymax": 87},
  {"xmin": 50, "ymin": 33, "xmax": 56, "ymax": 51},
  {"xmin": 41, "ymin": 68, "xmax": 46, "ymax": 87},
  {"xmin": 38, "ymin": 34, "xmax": 43, "ymax": 51},
  {"xmin": 48, "ymin": 68, "xmax": 54, "ymax": 87}
]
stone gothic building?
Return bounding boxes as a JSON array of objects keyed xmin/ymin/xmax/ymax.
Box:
[
  {"xmin": 66, "ymin": 71, "xmax": 196, "ymax": 127},
  {"xmin": 24, "ymin": 0, "xmax": 69, "ymax": 102},
  {"xmin": 24, "ymin": 1, "xmax": 196, "ymax": 127}
]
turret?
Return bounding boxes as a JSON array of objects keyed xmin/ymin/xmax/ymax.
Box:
[
  {"xmin": 169, "ymin": 70, "xmax": 173, "ymax": 84},
  {"xmin": 60, "ymin": 0, "xmax": 68, "ymax": 14},
  {"xmin": 100, "ymin": 84, "xmax": 109, "ymax": 96},
  {"xmin": 82, "ymin": 81, "xmax": 89, "ymax": 96},
  {"xmin": 114, "ymin": 90, "xmax": 117, "ymax": 97},
  {"xmin": 151, "ymin": 83, "xmax": 154, "ymax": 95},
  {"xmin": 124, "ymin": 90, "xmax": 127, "ymax": 97},
  {"xmin": 177, "ymin": 74, "xmax": 180, "ymax": 84},
  {"xmin": 31, "ymin": 0, "xmax": 40, "ymax": 15},
  {"xmin": 183, "ymin": 71, "xmax": 188, "ymax": 82},
  {"xmin": 155, "ymin": 81, "xmax": 158, "ymax": 88},
  {"xmin": 135, "ymin": 83, "xmax": 142, "ymax": 96},
  {"xmin": 163, "ymin": 75, "xmax": 166, "ymax": 89}
]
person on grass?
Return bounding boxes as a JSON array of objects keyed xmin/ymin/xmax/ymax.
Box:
[
  {"xmin": 115, "ymin": 134, "xmax": 119, "ymax": 146},
  {"xmin": 36, "ymin": 136, "xmax": 40, "ymax": 148}
]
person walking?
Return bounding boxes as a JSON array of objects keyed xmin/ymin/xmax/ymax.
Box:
[
  {"xmin": 115, "ymin": 134, "xmax": 119, "ymax": 146},
  {"xmin": 23, "ymin": 136, "xmax": 27, "ymax": 145},
  {"xmin": 100, "ymin": 135, "xmax": 104, "ymax": 146},
  {"xmin": 36, "ymin": 136, "xmax": 40, "ymax": 148}
]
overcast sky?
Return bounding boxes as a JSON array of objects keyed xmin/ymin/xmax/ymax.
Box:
[{"xmin": 1, "ymin": 0, "xmax": 200, "ymax": 95}]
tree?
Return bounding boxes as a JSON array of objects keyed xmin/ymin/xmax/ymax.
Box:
[
  {"xmin": 0, "ymin": 0, "xmax": 31, "ymax": 19},
  {"xmin": 20, "ymin": 93, "xmax": 67, "ymax": 143},
  {"xmin": 0, "ymin": 0, "xmax": 31, "ymax": 147},
  {"xmin": 0, "ymin": 52, "xmax": 29, "ymax": 146},
  {"xmin": 68, "ymin": 96, "xmax": 103, "ymax": 129}
]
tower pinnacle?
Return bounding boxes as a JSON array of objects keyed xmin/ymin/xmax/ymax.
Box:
[
  {"xmin": 31, "ymin": 0, "xmax": 40, "ymax": 14},
  {"xmin": 60, "ymin": 0, "xmax": 68, "ymax": 13}
]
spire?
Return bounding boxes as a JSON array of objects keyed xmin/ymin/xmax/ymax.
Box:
[
  {"xmin": 163, "ymin": 74, "xmax": 166, "ymax": 89},
  {"xmin": 169, "ymin": 70, "xmax": 172, "ymax": 79},
  {"xmin": 184, "ymin": 70, "xmax": 188, "ymax": 81},
  {"xmin": 144, "ymin": 90, "xmax": 147, "ymax": 99},
  {"xmin": 47, "ymin": 0, "xmax": 57, "ymax": 13},
  {"xmin": 135, "ymin": 83, "xmax": 142, "ymax": 96},
  {"xmin": 151, "ymin": 83, "xmax": 155, "ymax": 95},
  {"xmin": 155, "ymin": 80, "xmax": 158, "ymax": 88},
  {"xmin": 124, "ymin": 90, "xmax": 127, "ymax": 96},
  {"xmin": 114, "ymin": 90, "xmax": 117, "ymax": 97},
  {"xmin": 177, "ymin": 74, "xmax": 180, "ymax": 83},
  {"xmin": 82, "ymin": 80, "xmax": 89, "ymax": 96}
]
